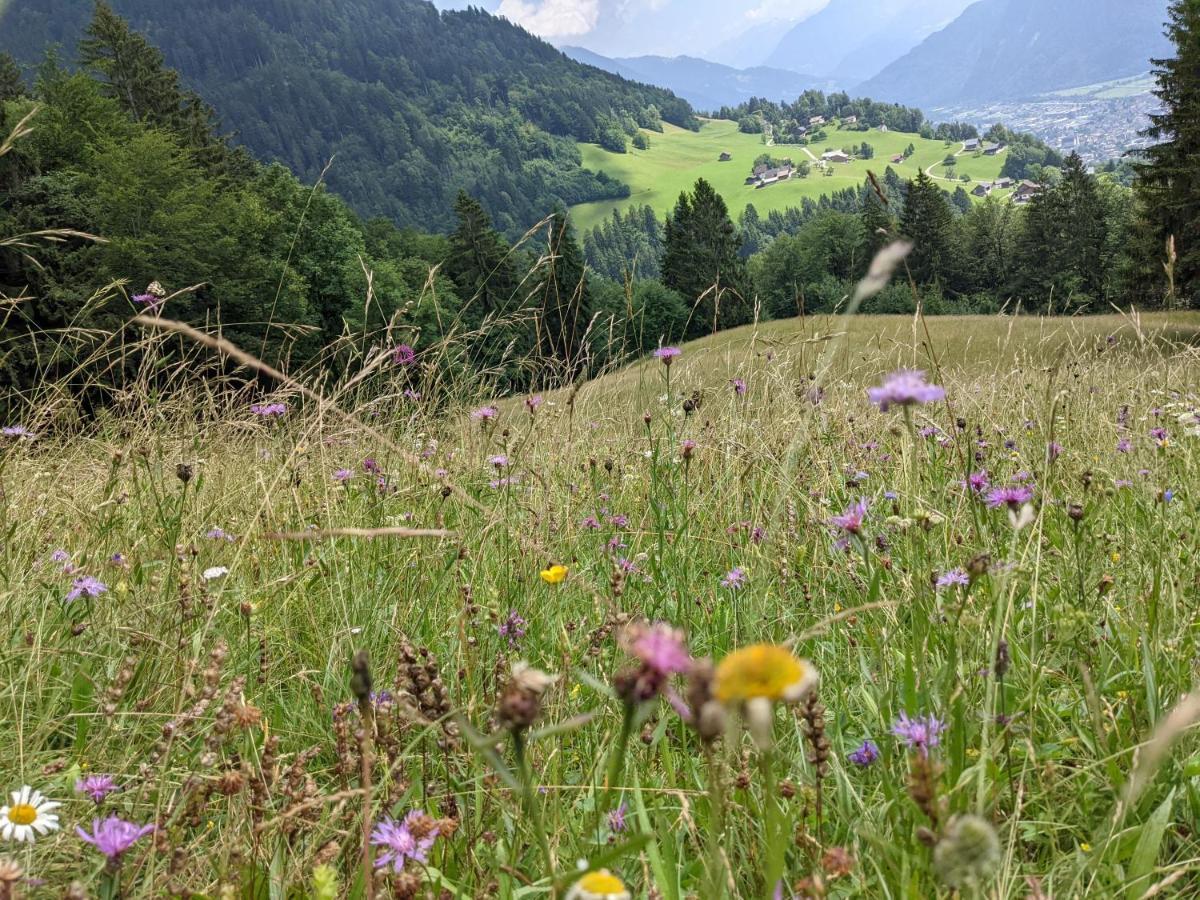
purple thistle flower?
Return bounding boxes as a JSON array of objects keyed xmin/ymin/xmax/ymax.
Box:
[
  {"xmin": 249, "ymin": 402, "xmax": 287, "ymax": 418},
  {"xmin": 65, "ymin": 575, "xmax": 107, "ymax": 603},
  {"xmin": 653, "ymin": 346, "xmax": 682, "ymax": 365},
  {"xmin": 488, "ymin": 454, "xmax": 509, "ymax": 469},
  {"xmin": 847, "ymin": 740, "xmax": 880, "ymax": 767},
  {"xmin": 1151, "ymin": 427, "xmax": 1168, "ymax": 442},
  {"xmin": 607, "ymin": 802, "xmax": 628, "ymax": 833},
  {"xmin": 76, "ymin": 816, "xmax": 154, "ymax": 860},
  {"xmin": 333, "ymin": 468, "xmax": 353, "ymax": 483},
  {"xmin": 935, "ymin": 568, "xmax": 970, "ymax": 590},
  {"xmin": 363, "ymin": 457, "xmax": 382, "ymax": 475},
  {"xmin": 623, "ymin": 622, "xmax": 692, "ymax": 676},
  {"xmin": 471, "ymin": 405, "xmax": 498, "ymax": 422},
  {"xmin": 499, "ymin": 610, "xmax": 527, "ymax": 648},
  {"xmin": 581, "ymin": 515, "xmax": 601, "ymax": 530},
  {"xmin": 867, "ymin": 370, "xmax": 945, "ymax": 412},
  {"xmin": 892, "ymin": 712, "xmax": 947, "ymax": 756},
  {"xmin": 829, "ymin": 498, "xmax": 869, "ymax": 535},
  {"xmin": 75, "ymin": 775, "xmax": 119, "ymax": 804},
  {"xmin": 720, "ymin": 566, "xmax": 747, "ymax": 590},
  {"xmin": 391, "ymin": 344, "xmax": 416, "ymax": 366},
  {"xmin": 609, "ymin": 514, "xmax": 628, "ymax": 527},
  {"xmin": 370, "ymin": 812, "xmax": 438, "ymax": 873},
  {"xmin": 525, "ymin": 395, "xmax": 544, "ymax": 413},
  {"xmin": 986, "ymin": 485, "xmax": 1034, "ymax": 510},
  {"xmin": 131, "ymin": 293, "xmax": 162, "ymax": 310},
  {"xmin": 1, "ymin": 425, "xmax": 34, "ymax": 439},
  {"xmin": 730, "ymin": 377, "xmax": 747, "ymax": 396}
]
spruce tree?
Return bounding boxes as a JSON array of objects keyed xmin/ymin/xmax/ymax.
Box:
[
  {"xmin": 444, "ymin": 191, "xmax": 520, "ymax": 320},
  {"xmin": 661, "ymin": 178, "xmax": 750, "ymax": 337},
  {"xmin": 899, "ymin": 169, "xmax": 956, "ymax": 287},
  {"xmin": 532, "ymin": 211, "xmax": 593, "ymax": 381},
  {"xmin": 0, "ymin": 53, "xmax": 26, "ymax": 103},
  {"xmin": 1136, "ymin": 0, "xmax": 1200, "ymax": 305}
]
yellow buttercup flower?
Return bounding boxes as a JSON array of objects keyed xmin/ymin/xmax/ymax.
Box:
[
  {"xmin": 567, "ymin": 870, "xmax": 630, "ymax": 900},
  {"xmin": 713, "ymin": 644, "xmax": 818, "ymax": 704},
  {"xmin": 540, "ymin": 564, "xmax": 568, "ymax": 585}
]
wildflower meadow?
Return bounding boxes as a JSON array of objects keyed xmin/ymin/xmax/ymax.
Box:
[{"xmin": 3, "ymin": 308, "xmax": 1200, "ymax": 898}]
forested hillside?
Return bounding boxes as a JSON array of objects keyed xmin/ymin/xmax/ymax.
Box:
[{"xmin": 0, "ymin": 0, "xmax": 697, "ymax": 233}]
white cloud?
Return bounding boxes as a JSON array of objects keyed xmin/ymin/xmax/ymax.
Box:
[{"xmin": 497, "ymin": 0, "xmax": 601, "ymax": 38}]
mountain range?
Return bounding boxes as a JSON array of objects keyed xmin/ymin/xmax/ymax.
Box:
[
  {"xmin": 0, "ymin": 0, "xmax": 695, "ymax": 233},
  {"xmin": 561, "ymin": 47, "xmax": 830, "ymax": 111},
  {"xmin": 857, "ymin": 0, "xmax": 1171, "ymax": 107}
]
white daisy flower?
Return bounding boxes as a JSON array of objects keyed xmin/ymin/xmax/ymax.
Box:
[{"xmin": 1, "ymin": 786, "xmax": 61, "ymax": 843}]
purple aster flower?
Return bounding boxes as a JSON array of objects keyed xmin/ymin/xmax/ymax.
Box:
[
  {"xmin": 333, "ymin": 468, "xmax": 353, "ymax": 483},
  {"xmin": 607, "ymin": 802, "xmax": 628, "ymax": 833},
  {"xmin": 986, "ymin": 485, "xmax": 1034, "ymax": 510},
  {"xmin": 471, "ymin": 405, "xmax": 498, "ymax": 422},
  {"xmin": 829, "ymin": 498, "xmax": 869, "ymax": 535},
  {"xmin": 847, "ymin": 740, "xmax": 880, "ymax": 767},
  {"xmin": 75, "ymin": 775, "xmax": 119, "ymax": 804},
  {"xmin": 935, "ymin": 569, "xmax": 970, "ymax": 590},
  {"xmin": 721, "ymin": 566, "xmax": 747, "ymax": 590},
  {"xmin": 65, "ymin": 575, "xmax": 107, "ymax": 603},
  {"xmin": 653, "ymin": 346, "xmax": 682, "ymax": 365},
  {"xmin": 730, "ymin": 377, "xmax": 747, "ymax": 395},
  {"xmin": 249, "ymin": 402, "xmax": 287, "ymax": 418},
  {"xmin": 391, "ymin": 344, "xmax": 416, "ymax": 366},
  {"xmin": 76, "ymin": 816, "xmax": 154, "ymax": 860},
  {"xmin": 499, "ymin": 610, "xmax": 527, "ymax": 648},
  {"xmin": 867, "ymin": 370, "xmax": 945, "ymax": 412},
  {"xmin": 370, "ymin": 812, "xmax": 438, "ymax": 873},
  {"xmin": 892, "ymin": 712, "xmax": 947, "ymax": 756}
]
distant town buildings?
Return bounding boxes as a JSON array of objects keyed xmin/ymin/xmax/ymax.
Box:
[
  {"xmin": 747, "ymin": 161, "xmax": 795, "ymax": 188},
  {"xmin": 821, "ymin": 150, "xmax": 851, "ymax": 163}
]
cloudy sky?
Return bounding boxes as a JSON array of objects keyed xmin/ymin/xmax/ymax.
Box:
[{"xmin": 429, "ymin": 0, "xmax": 833, "ymax": 59}]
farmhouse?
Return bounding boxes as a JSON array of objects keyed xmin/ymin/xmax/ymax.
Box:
[
  {"xmin": 964, "ymin": 138, "xmax": 980, "ymax": 151},
  {"xmin": 808, "ymin": 115, "xmax": 826, "ymax": 126},
  {"xmin": 749, "ymin": 163, "xmax": 794, "ymax": 188},
  {"xmin": 890, "ymin": 154, "xmax": 905, "ymax": 164},
  {"xmin": 821, "ymin": 150, "xmax": 851, "ymax": 163},
  {"xmin": 1012, "ymin": 180, "xmax": 1043, "ymax": 204},
  {"xmin": 719, "ymin": 151, "xmax": 732, "ymax": 161},
  {"xmin": 983, "ymin": 142, "xmax": 1006, "ymax": 156},
  {"xmin": 843, "ymin": 115, "xmax": 858, "ymax": 125},
  {"xmin": 994, "ymin": 177, "xmax": 1014, "ymax": 189},
  {"xmin": 972, "ymin": 182, "xmax": 992, "ymax": 197}
]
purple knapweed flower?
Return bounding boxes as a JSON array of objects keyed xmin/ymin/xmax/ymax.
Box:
[
  {"xmin": 829, "ymin": 499, "xmax": 869, "ymax": 535},
  {"xmin": 847, "ymin": 740, "xmax": 880, "ymax": 767},
  {"xmin": 730, "ymin": 378, "xmax": 747, "ymax": 396},
  {"xmin": 653, "ymin": 346, "xmax": 681, "ymax": 365},
  {"xmin": 1047, "ymin": 441, "xmax": 1063, "ymax": 461},
  {"xmin": 471, "ymin": 405, "xmax": 498, "ymax": 422},
  {"xmin": 65, "ymin": 576, "xmax": 107, "ymax": 603},
  {"xmin": 721, "ymin": 566, "xmax": 747, "ymax": 590},
  {"xmin": 249, "ymin": 402, "xmax": 287, "ymax": 418},
  {"xmin": 76, "ymin": 816, "xmax": 154, "ymax": 861},
  {"xmin": 681, "ymin": 439, "xmax": 696, "ymax": 460},
  {"xmin": 131, "ymin": 293, "xmax": 162, "ymax": 310},
  {"xmin": 206, "ymin": 527, "xmax": 235, "ymax": 542},
  {"xmin": 581, "ymin": 515, "xmax": 601, "ymax": 530},
  {"xmin": 333, "ymin": 468, "xmax": 353, "ymax": 483},
  {"xmin": 867, "ymin": 370, "xmax": 945, "ymax": 412},
  {"xmin": 525, "ymin": 395, "xmax": 544, "ymax": 414},
  {"xmin": 75, "ymin": 775, "xmax": 119, "ymax": 804},
  {"xmin": 986, "ymin": 485, "xmax": 1034, "ymax": 510},
  {"xmin": 892, "ymin": 712, "xmax": 947, "ymax": 756},
  {"xmin": 624, "ymin": 622, "xmax": 691, "ymax": 676},
  {"xmin": 391, "ymin": 344, "xmax": 416, "ymax": 366},
  {"xmin": 404, "ymin": 389, "xmax": 421, "ymax": 402},
  {"xmin": 607, "ymin": 802, "xmax": 628, "ymax": 833},
  {"xmin": 1117, "ymin": 438, "xmax": 1132, "ymax": 453},
  {"xmin": 499, "ymin": 610, "xmax": 527, "ymax": 648},
  {"xmin": 1, "ymin": 425, "xmax": 34, "ymax": 439},
  {"xmin": 488, "ymin": 454, "xmax": 509, "ymax": 469},
  {"xmin": 935, "ymin": 569, "xmax": 970, "ymax": 590},
  {"xmin": 363, "ymin": 458, "xmax": 382, "ymax": 475},
  {"xmin": 370, "ymin": 812, "xmax": 438, "ymax": 873}
]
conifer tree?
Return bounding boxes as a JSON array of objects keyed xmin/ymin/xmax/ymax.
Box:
[
  {"xmin": 1136, "ymin": 0, "xmax": 1200, "ymax": 305},
  {"xmin": 444, "ymin": 191, "xmax": 520, "ymax": 320},
  {"xmin": 661, "ymin": 178, "xmax": 750, "ymax": 337},
  {"xmin": 860, "ymin": 188, "xmax": 895, "ymax": 267},
  {"xmin": 899, "ymin": 169, "xmax": 956, "ymax": 286},
  {"xmin": 532, "ymin": 211, "xmax": 593, "ymax": 380},
  {"xmin": 0, "ymin": 53, "xmax": 25, "ymax": 103}
]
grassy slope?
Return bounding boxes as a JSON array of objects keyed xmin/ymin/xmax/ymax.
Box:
[
  {"xmin": 571, "ymin": 118, "xmax": 1007, "ymax": 231},
  {"xmin": 7, "ymin": 311, "xmax": 1200, "ymax": 896}
]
